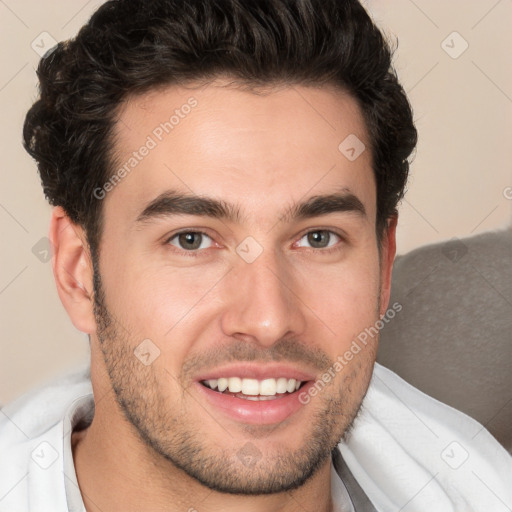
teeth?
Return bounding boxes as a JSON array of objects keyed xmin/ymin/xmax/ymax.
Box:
[
  {"xmin": 260, "ymin": 378, "xmax": 276, "ymax": 396},
  {"xmin": 217, "ymin": 378, "xmax": 228, "ymax": 392},
  {"xmin": 204, "ymin": 377, "xmax": 304, "ymax": 396},
  {"xmin": 227, "ymin": 377, "xmax": 242, "ymax": 393},
  {"xmin": 241, "ymin": 378, "xmax": 260, "ymax": 395},
  {"xmin": 276, "ymin": 378, "xmax": 288, "ymax": 394}
]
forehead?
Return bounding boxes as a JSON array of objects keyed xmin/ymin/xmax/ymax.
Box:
[{"xmin": 106, "ymin": 80, "xmax": 375, "ymax": 226}]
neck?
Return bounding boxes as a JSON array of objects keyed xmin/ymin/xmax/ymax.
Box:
[{"xmin": 72, "ymin": 393, "xmax": 335, "ymax": 512}]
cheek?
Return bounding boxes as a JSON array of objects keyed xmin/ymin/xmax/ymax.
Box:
[
  {"xmin": 101, "ymin": 252, "xmax": 228, "ymax": 354},
  {"xmin": 297, "ymin": 257, "xmax": 381, "ymax": 340}
]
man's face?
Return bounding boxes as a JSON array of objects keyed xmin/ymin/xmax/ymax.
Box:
[{"xmin": 91, "ymin": 80, "xmax": 391, "ymax": 494}]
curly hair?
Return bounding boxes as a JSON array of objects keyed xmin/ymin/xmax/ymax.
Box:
[{"xmin": 23, "ymin": 0, "xmax": 417, "ymax": 260}]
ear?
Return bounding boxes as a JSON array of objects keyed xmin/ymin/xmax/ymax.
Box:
[
  {"xmin": 49, "ymin": 206, "xmax": 96, "ymax": 334},
  {"xmin": 378, "ymin": 214, "xmax": 398, "ymax": 317}
]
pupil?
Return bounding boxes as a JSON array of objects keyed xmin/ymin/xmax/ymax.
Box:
[
  {"xmin": 308, "ymin": 231, "xmax": 329, "ymax": 248},
  {"xmin": 179, "ymin": 232, "xmax": 201, "ymax": 250}
]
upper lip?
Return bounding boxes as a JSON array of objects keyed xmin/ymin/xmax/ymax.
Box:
[{"xmin": 194, "ymin": 363, "xmax": 317, "ymax": 382}]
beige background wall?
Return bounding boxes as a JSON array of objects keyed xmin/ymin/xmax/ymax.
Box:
[{"xmin": 1, "ymin": 0, "xmax": 511, "ymax": 404}]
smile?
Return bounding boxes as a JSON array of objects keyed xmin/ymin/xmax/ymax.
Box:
[
  {"xmin": 196, "ymin": 378, "xmax": 314, "ymax": 425},
  {"xmin": 201, "ymin": 377, "xmax": 306, "ymax": 400}
]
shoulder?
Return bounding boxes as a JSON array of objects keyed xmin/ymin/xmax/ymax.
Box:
[
  {"xmin": 338, "ymin": 363, "xmax": 512, "ymax": 511},
  {"xmin": 0, "ymin": 365, "xmax": 92, "ymax": 511},
  {"xmin": 1, "ymin": 364, "xmax": 92, "ymax": 439}
]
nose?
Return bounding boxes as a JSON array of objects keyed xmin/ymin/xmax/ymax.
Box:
[{"xmin": 219, "ymin": 246, "xmax": 307, "ymax": 347}]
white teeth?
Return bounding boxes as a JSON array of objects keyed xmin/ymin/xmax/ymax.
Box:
[
  {"xmin": 203, "ymin": 377, "xmax": 304, "ymax": 396},
  {"xmin": 241, "ymin": 379, "xmax": 259, "ymax": 395},
  {"xmin": 227, "ymin": 377, "xmax": 242, "ymax": 393},
  {"xmin": 286, "ymin": 379, "xmax": 297, "ymax": 393},
  {"xmin": 217, "ymin": 378, "xmax": 228, "ymax": 392},
  {"xmin": 276, "ymin": 378, "xmax": 288, "ymax": 394},
  {"xmin": 260, "ymin": 378, "xmax": 277, "ymax": 396}
]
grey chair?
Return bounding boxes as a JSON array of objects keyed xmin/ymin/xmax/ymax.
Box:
[{"xmin": 377, "ymin": 227, "xmax": 512, "ymax": 452}]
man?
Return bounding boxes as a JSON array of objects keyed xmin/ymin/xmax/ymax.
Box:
[{"xmin": 1, "ymin": 0, "xmax": 510, "ymax": 511}]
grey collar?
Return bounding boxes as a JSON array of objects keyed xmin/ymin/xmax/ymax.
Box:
[{"xmin": 332, "ymin": 447, "xmax": 378, "ymax": 512}]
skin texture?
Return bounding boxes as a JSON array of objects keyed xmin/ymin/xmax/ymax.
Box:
[{"xmin": 51, "ymin": 79, "xmax": 396, "ymax": 512}]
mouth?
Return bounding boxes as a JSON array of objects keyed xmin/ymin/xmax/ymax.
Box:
[{"xmin": 194, "ymin": 367, "xmax": 316, "ymax": 425}]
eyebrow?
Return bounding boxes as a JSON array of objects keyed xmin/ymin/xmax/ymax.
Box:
[{"xmin": 135, "ymin": 188, "xmax": 366, "ymax": 225}]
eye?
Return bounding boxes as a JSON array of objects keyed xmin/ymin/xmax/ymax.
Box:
[
  {"xmin": 167, "ymin": 231, "xmax": 214, "ymax": 251},
  {"xmin": 296, "ymin": 230, "xmax": 341, "ymax": 250}
]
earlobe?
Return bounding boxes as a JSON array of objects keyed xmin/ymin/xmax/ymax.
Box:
[
  {"xmin": 379, "ymin": 215, "xmax": 398, "ymax": 317},
  {"xmin": 49, "ymin": 206, "xmax": 97, "ymax": 334}
]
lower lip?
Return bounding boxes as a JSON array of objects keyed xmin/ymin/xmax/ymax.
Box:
[{"xmin": 195, "ymin": 381, "xmax": 314, "ymax": 425}]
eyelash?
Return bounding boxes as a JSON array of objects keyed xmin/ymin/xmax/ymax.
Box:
[{"xmin": 164, "ymin": 229, "xmax": 345, "ymax": 258}]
